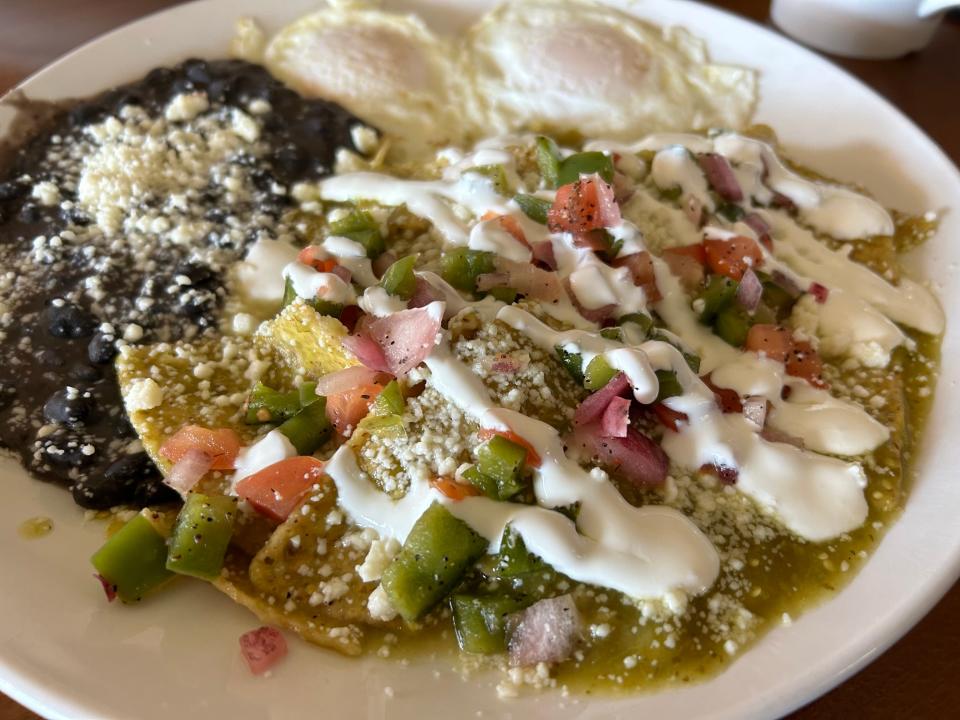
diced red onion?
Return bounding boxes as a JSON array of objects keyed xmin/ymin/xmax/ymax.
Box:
[
  {"xmin": 743, "ymin": 212, "xmax": 771, "ymax": 247},
  {"xmin": 574, "ymin": 373, "xmax": 630, "ymax": 426},
  {"xmin": 562, "ymin": 277, "xmax": 617, "ymax": 324},
  {"xmin": 601, "ymin": 396, "xmax": 631, "ymax": 438},
  {"xmin": 330, "ymin": 265, "xmax": 352, "ymax": 284},
  {"xmin": 475, "ymin": 272, "xmax": 511, "ymax": 292},
  {"xmin": 94, "ymin": 573, "xmax": 117, "ymax": 602},
  {"xmin": 572, "ymin": 230, "xmax": 610, "ymax": 251},
  {"xmin": 342, "ymin": 333, "xmax": 391, "ymax": 373},
  {"xmin": 498, "ymin": 260, "xmax": 564, "ymax": 304},
  {"xmin": 164, "ymin": 448, "xmax": 214, "ymax": 494},
  {"xmin": 736, "ymin": 268, "xmax": 763, "ymax": 312},
  {"xmin": 239, "ymin": 626, "xmax": 288, "ymax": 675},
  {"xmin": 531, "ymin": 240, "xmax": 557, "ymax": 271},
  {"xmin": 701, "ymin": 373, "xmax": 743, "ymax": 414},
  {"xmin": 809, "ymin": 282, "xmax": 830, "ymax": 304},
  {"xmin": 365, "ymin": 305, "xmax": 443, "ymax": 375},
  {"xmin": 741, "ymin": 395, "xmax": 768, "ymax": 430},
  {"xmin": 407, "ymin": 276, "xmax": 444, "ymax": 310},
  {"xmin": 698, "ymin": 153, "xmax": 743, "ymax": 202},
  {"xmin": 571, "ymin": 424, "xmax": 668, "ymax": 487},
  {"xmin": 770, "ymin": 191, "xmax": 797, "ymax": 211},
  {"xmin": 508, "ymin": 594, "xmax": 582, "ymax": 667},
  {"xmin": 372, "ymin": 252, "xmax": 396, "ymax": 279},
  {"xmin": 314, "ymin": 365, "xmax": 384, "ymax": 397}
]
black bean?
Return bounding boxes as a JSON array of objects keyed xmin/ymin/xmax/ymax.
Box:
[
  {"xmin": 18, "ymin": 203, "xmax": 42, "ymax": 223},
  {"xmin": 87, "ymin": 333, "xmax": 117, "ymax": 364},
  {"xmin": 0, "ymin": 382, "xmax": 15, "ymax": 411},
  {"xmin": 270, "ymin": 144, "xmax": 308, "ymax": 178},
  {"xmin": 67, "ymin": 102, "xmax": 103, "ymax": 128},
  {"xmin": 173, "ymin": 262, "xmax": 215, "ymax": 286},
  {"xmin": 72, "ymin": 451, "xmax": 178, "ymax": 509},
  {"xmin": 0, "ymin": 180, "xmax": 26, "ymax": 201},
  {"xmin": 46, "ymin": 301, "xmax": 97, "ymax": 339},
  {"xmin": 41, "ymin": 434, "xmax": 94, "ymax": 469},
  {"xmin": 43, "ymin": 388, "xmax": 97, "ymax": 426},
  {"xmin": 69, "ymin": 364, "xmax": 101, "ymax": 382},
  {"xmin": 183, "ymin": 58, "xmax": 211, "ymax": 86},
  {"xmin": 38, "ymin": 348, "xmax": 66, "ymax": 368}
]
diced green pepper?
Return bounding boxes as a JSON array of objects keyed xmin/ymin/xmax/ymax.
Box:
[
  {"xmin": 440, "ymin": 248, "xmax": 496, "ymax": 292},
  {"xmin": 698, "ymin": 275, "xmax": 738, "ymax": 324},
  {"xmin": 463, "ymin": 465, "xmax": 498, "ymax": 500},
  {"xmin": 475, "ymin": 436, "xmax": 527, "ymax": 498},
  {"xmin": 372, "ymin": 380, "xmax": 405, "ymax": 416},
  {"xmin": 600, "ymin": 327, "xmax": 622, "ymax": 341},
  {"xmin": 514, "ymin": 194, "xmax": 551, "ymax": 224},
  {"xmin": 535, "ymin": 136, "xmax": 561, "ymax": 188},
  {"xmin": 329, "ymin": 209, "xmax": 385, "ymax": 258},
  {"xmin": 380, "ymin": 254, "xmax": 418, "ymax": 299},
  {"xmin": 165, "ymin": 494, "xmax": 236, "ymax": 580},
  {"xmin": 584, "ymin": 355, "xmax": 617, "ymax": 390},
  {"xmin": 245, "ymin": 381, "xmax": 302, "ymax": 424},
  {"xmin": 648, "ymin": 329, "xmax": 701, "ymax": 373},
  {"xmin": 655, "ymin": 370, "xmax": 683, "ymax": 402},
  {"xmin": 278, "ymin": 399, "xmax": 331, "ymax": 455},
  {"xmin": 618, "ymin": 312, "xmax": 654, "ymax": 337},
  {"xmin": 714, "ymin": 306, "xmax": 752, "ymax": 347},
  {"xmin": 758, "ymin": 276, "xmax": 798, "ymax": 321},
  {"xmin": 466, "ymin": 164, "xmax": 510, "ymax": 195},
  {"xmin": 381, "ymin": 502, "xmax": 488, "ymax": 622},
  {"xmin": 360, "ymin": 413, "xmax": 405, "ymax": 438},
  {"xmin": 716, "ymin": 201, "xmax": 745, "ymax": 222},
  {"xmin": 555, "ymin": 347, "xmax": 584, "ymax": 384},
  {"xmin": 299, "ymin": 382, "xmax": 319, "ymax": 407},
  {"xmin": 488, "ymin": 286, "xmax": 518, "ymax": 304},
  {"xmin": 91, "ymin": 510, "xmax": 174, "ymax": 603},
  {"xmin": 451, "ymin": 594, "xmax": 529, "ymax": 654},
  {"xmin": 557, "ymin": 151, "xmax": 615, "ymax": 186},
  {"xmin": 281, "ymin": 277, "xmax": 343, "ymax": 318},
  {"xmin": 487, "ymin": 528, "xmax": 544, "ymax": 578}
]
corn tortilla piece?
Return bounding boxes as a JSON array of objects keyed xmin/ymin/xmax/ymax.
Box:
[
  {"xmin": 255, "ymin": 299, "xmax": 358, "ymax": 378},
  {"xmin": 248, "ymin": 477, "xmax": 403, "ymax": 631},
  {"xmin": 213, "ymin": 551, "xmax": 363, "ymax": 656},
  {"xmin": 115, "ymin": 336, "xmax": 283, "ymax": 475}
]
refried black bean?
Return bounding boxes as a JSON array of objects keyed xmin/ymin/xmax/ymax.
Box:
[{"xmin": 0, "ymin": 58, "xmax": 370, "ymax": 509}]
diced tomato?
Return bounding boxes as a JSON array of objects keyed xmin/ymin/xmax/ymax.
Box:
[
  {"xmin": 430, "ymin": 477, "xmax": 482, "ymax": 501},
  {"xmin": 547, "ymin": 175, "xmax": 621, "ymax": 234},
  {"xmin": 745, "ymin": 326, "xmax": 827, "ymax": 387},
  {"xmin": 703, "ymin": 236, "xmax": 763, "ymax": 281},
  {"xmin": 477, "ymin": 428, "xmax": 542, "ymax": 467},
  {"xmin": 325, "ymin": 383, "xmax": 383, "ymax": 436},
  {"xmin": 663, "ymin": 243, "xmax": 706, "ymax": 265},
  {"xmin": 652, "ymin": 403, "xmax": 689, "ymax": 432},
  {"xmin": 662, "ymin": 245, "xmax": 706, "ymax": 290},
  {"xmin": 744, "ymin": 324, "xmax": 793, "ymax": 362},
  {"xmin": 236, "ymin": 456, "xmax": 326, "ymax": 522},
  {"xmin": 809, "ymin": 282, "xmax": 830, "ymax": 304},
  {"xmin": 785, "ymin": 340, "xmax": 827, "ymax": 388},
  {"xmin": 297, "ymin": 246, "xmax": 338, "ymax": 273},
  {"xmin": 239, "ymin": 626, "xmax": 288, "ymax": 675},
  {"xmin": 701, "ymin": 373, "xmax": 743, "ymax": 413},
  {"xmin": 159, "ymin": 425, "xmax": 240, "ymax": 471},
  {"xmin": 481, "ymin": 211, "xmax": 529, "ymax": 248},
  {"xmin": 612, "ymin": 251, "xmax": 661, "ymax": 302}
]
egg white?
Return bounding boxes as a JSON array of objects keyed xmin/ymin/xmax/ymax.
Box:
[
  {"xmin": 461, "ymin": 0, "xmax": 756, "ymax": 141},
  {"xmin": 264, "ymin": 4, "xmax": 466, "ymax": 158}
]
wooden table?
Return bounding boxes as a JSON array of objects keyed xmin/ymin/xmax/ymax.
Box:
[{"xmin": 1, "ymin": 1, "xmax": 957, "ymax": 717}]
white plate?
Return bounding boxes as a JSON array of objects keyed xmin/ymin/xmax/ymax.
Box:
[{"xmin": 1, "ymin": 1, "xmax": 958, "ymax": 718}]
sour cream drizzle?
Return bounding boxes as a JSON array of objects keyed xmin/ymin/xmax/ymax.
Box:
[{"xmin": 324, "ymin": 334, "xmax": 721, "ymax": 600}]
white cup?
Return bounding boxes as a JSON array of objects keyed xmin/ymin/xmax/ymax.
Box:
[{"xmin": 771, "ymin": 0, "xmax": 959, "ymax": 59}]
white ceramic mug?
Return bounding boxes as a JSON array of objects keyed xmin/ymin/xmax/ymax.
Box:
[{"xmin": 771, "ymin": 0, "xmax": 960, "ymax": 59}]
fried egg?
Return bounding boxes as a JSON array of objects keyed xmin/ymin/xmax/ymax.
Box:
[
  {"xmin": 462, "ymin": 0, "xmax": 756, "ymax": 141},
  {"xmin": 264, "ymin": 4, "xmax": 464, "ymax": 157}
]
